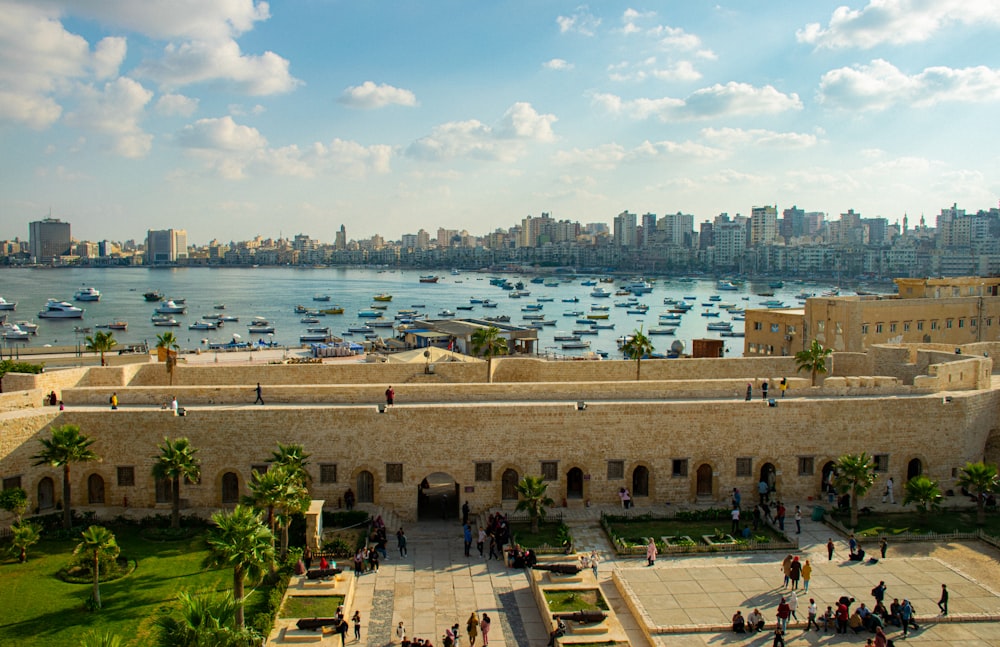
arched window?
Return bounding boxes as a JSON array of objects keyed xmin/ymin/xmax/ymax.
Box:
[
  {"xmin": 87, "ymin": 473, "xmax": 105, "ymax": 504},
  {"xmin": 221, "ymin": 472, "xmax": 240, "ymax": 504}
]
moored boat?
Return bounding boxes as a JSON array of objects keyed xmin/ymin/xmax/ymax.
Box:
[
  {"xmin": 155, "ymin": 300, "xmax": 186, "ymax": 314},
  {"xmin": 38, "ymin": 299, "xmax": 84, "ymax": 319},
  {"xmin": 419, "ymin": 275, "xmax": 440, "ymax": 283},
  {"xmin": 373, "ymin": 293, "xmax": 393, "ymax": 301},
  {"xmin": 143, "ymin": 290, "xmax": 163, "ymax": 302},
  {"xmin": 74, "ymin": 287, "xmax": 101, "ymax": 302},
  {"xmin": 0, "ymin": 297, "xmax": 16, "ymax": 311}
]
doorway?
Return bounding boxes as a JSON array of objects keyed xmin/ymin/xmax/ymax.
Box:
[
  {"xmin": 221, "ymin": 472, "xmax": 239, "ymax": 504},
  {"xmin": 696, "ymin": 463, "xmax": 713, "ymax": 497},
  {"xmin": 907, "ymin": 458, "xmax": 923, "ymax": 481},
  {"xmin": 87, "ymin": 473, "xmax": 105, "ymax": 504},
  {"xmin": 759, "ymin": 463, "xmax": 776, "ymax": 501},
  {"xmin": 418, "ymin": 472, "xmax": 459, "ymax": 520},
  {"xmin": 357, "ymin": 471, "xmax": 375, "ymax": 503},
  {"xmin": 501, "ymin": 469, "xmax": 519, "ymax": 501},
  {"xmin": 821, "ymin": 461, "xmax": 836, "ymax": 497},
  {"xmin": 632, "ymin": 465, "xmax": 649, "ymax": 498},
  {"xmin": 566, "ymin": 467, "xmax": 584, "ymax": 500},
  {"xmin": 37, "ymin": 477, "xmax": 55, "ymax": 510}
]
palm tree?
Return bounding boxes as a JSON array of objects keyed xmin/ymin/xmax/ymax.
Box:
[
  {"xmin": 85, "ymin": 330, "xmax": 117, "ymax": 367},
  {"xmin": 152, "ymin": 437, "xmax": 201, "ymax": 530},
  {"xmin": 267, "ymin": 442, "xmax": 311, "ymax": 484},
  {"xmin": 833, "ymin": 453, "xmax": 877, "ymax": 527},
  {"xmin": 242, "ymin": 467, "xmax": 286, "ymax": 543},
  {"xmin": 155, "ymin": 590, "xmax": 261, "ymax": 647},
  {"xmin": 622, "ymin": 325, "xmax": 654, "ymax": 380},
  {"xmin": 795, "ymin": 339, "xmax": 833, "ymax": 386},
  {"xmin": 74, "ymin": 525, "xmax": 119, "ymax": 610},
  {"xmin": 514, "ymin": 475, "xmax": 554, "ymax": 534},
  {"xmin": 80, "ymin": 630, "xmax": 123, "ymax": 647},
  {"xmin": 470, "ymin": 325, "xmax": 508, "ymax": 383},
  {"xmin": 10, "ymin": 521, "xmax": 41, "ymax": 563},
  {"xmin": 903, "ymin": 475, "xmax": 942, "ymax": 515},
  {"xmin": 243, "ymin": 465, "xmax": 310, "ymax": 561},
  {"xmin": 956, "ymin": 461, "xmax": 1000, "ymax": 525},
  {"xmin": 156, "ymin": 332, "xmax": 180, "ymax": 385},
  {"xmin": 203, "ymin": 505, "xmax": 275, "ymax": 630},
  {"xmin": 31, "ymin": 424, "xmax": 99, "ymax": 530}
]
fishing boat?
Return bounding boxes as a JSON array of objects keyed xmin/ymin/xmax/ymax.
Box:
[
  {"xmin": 562, "ymin": 340, "xmax": 591, "ymax": 349},
  {"xmin": 143, "ymin": 290, "xmax": 163, "ymax": 302},
  {"xmin": 482, "ymin": 302, "xmax": 498, "ymax": 308},
  {"xmin": 484, "ymin": 315, "xmax": 510, "ymax": 323},
  {"xmin": 561, "ymin": 297, "xmax": 579, "ymax": 303},
  {"xmin": 438, "ymin": 309, "xmax": 456, "ymax": 317},
  {"xmin": 707, "ymin": 321, "xmax": 733, "ymax": 331},
  {"xmin": 152, "ymin": 316, "xmax": 180, "ymax": 327},
  {"xmin": 647, "ymin": 327, "xmax": 677, "ymax": 335},
  {"xmin": 358, "ymin": 310, "xmax": 382, "ymax": 318},
  {"xmin": 248, "ymin": 324, "xmax": 275, "ymax": 334},
  {"xmin": 347, "ymin": 325, "xmax": 373, "ymax": 334},
  {"xmin": 522, "ymin": 313, "xmax": 545, "ymax": 321},
  {"xmin": 554, "ymin": 333, "xmax": 581, "ymax": 342},
  {"xmin": 419, "ymin": 275, "xmax": 440, "ymax": 283},
  {"xmin": 563, "ymin": 310, "xmax": 583, "ymax": 317},
  {"xmin": 322, "ymin": 307, "xmax": 345, "ymax": 315},
  {"xmin": 189, "ymin": 320, "xmax": 220, "ymax": 330},
  {"xmin": 590, "ymin": 287, "xmax": 612, "ymax": 298},
  {"xmin": 301, "ymin": 317, "xmax": 321, "ymax": 324},
  {"xmin": 368, "ymin": 320, "xmax": 395, "ymax": 328},
  {"xmin": 373, "ymin": 293, "xmax": 393, "ymax": 302},
  {"xmin": 313, "ymin": 294, "xmax": 332, "ymax": 302},
  {"xmin": 97, "ymin": 321, "xmax": 128, "ymax": 331},
  {"xmin": 593, "ymin": 323, "xmax": 615, "ymax": 329},
  {"xmin": 717, "ymin": 280, "xmax": 739, "ymax": 291},
  {"xmin": 586, "ymin": 313, "xmax": 610, "ymax": 320},
  {"xmin": 590, "ymin": 304, "xmax": 610, "ymax": 311}
]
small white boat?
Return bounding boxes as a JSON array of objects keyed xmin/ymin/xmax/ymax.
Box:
[
  {"xmin": 647, "ymin": 327, "xmax": 677, "ymax": 335},
  {"xmin": 554, "ymin": 333, "xmax": 581, "ymax": 342},
  {"xmin": 74, "ymin": 287, "xmax": 101, "ymax": 302},
  {"xmin": 1, "ymin": 323, "xmax": 31, "ymax": 341},
  {"xmin": 152, "ymin": 317, "xmax": 180, "ymax": 327},
  {"xmin": 155, "ymin": 300, "xmax": 186, "ymax": 314},
  {"xmin": 562, "ymin": 340, "xmax": 591, "ymax": 349},
  {"xmin": 0, "ymin": 297, "xmax": 16, "ymax": 311},
  {"xmin": 189, "ymin": 320, "xmax": 220, "ymax": 330},
  {"xmin": 313, "ymin": 294, "xmax": 332, "ymax": 302},
  {"xmin": 249, "ymin": 316, "xmax": 270, "ymax": 326},
  {"xmin": 38, "ymin": 299, "xmax": 84, "ymax": 319},
  {"xmin": 301, "ymin": 317, "xmax": 320, "ymax": 324},
  {"xmin": 247, "ymin": 324, "xmax": 275, "ymax": 334},
  {"xmin": 438, "ymin": 309, "xmax": 456, "ymax": 317},
  {"xmin": 14, "ymin": 320, "xmax": 39, "ymax": 334},
  {"xmin": 590, "ymin": 287, "xmax": 612, "ymax": 298},
  {"xmin": 219, "ymin": 315, "xmax": 239, "ymax": 322}
]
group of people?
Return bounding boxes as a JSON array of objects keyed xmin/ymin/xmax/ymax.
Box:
[
  {"xmin": 481, "ymin": 512, "xmax": 511, "ymax": 561},
  {"xmin": 393, "ymin": 611, "xmax": 489, "ymax": 647}
]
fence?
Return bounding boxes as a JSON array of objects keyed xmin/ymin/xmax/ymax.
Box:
[
  {"xmin": 600, "ymin": 511, "xmax": 797, "ymax": 555},
  {"xmin": 823, "ymin": 514, "xmax": 1000, "ymax": 548}
]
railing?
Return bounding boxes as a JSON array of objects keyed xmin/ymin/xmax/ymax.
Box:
[
  {"xmin": 600, "ymin": 510, "xmax": 797, "ymax": 555},
  {"xmin": 823, "ymin": 514, "xmax": 1000, "ymax": 548}
]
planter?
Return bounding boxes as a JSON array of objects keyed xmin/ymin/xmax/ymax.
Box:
[
  {"xmin": 702, "ymin": 534, "xmax": 737, "ymax": 546},
  {"xmin": 663, "ymin": 535, "xmax": 696, "ymax": 548}
]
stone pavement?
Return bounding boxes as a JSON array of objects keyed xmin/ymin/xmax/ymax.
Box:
[{"xmin": 275, "ymin": 504, "xmax": 1000, "ymax": 647}]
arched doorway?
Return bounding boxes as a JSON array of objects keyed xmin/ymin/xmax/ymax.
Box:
[
  {"xmin": 821, "ymin": 461, "xmax": 836, "ymax": 497},
  {"xmin": 221, "ymin": 472, "xmax": 240, "ymax": 504},
  {"xmin": 417, "ymin": 472, "xmax": 459, "ymax": 521},
  {"xmin": 37, "ymin": 477, "xmax": 55, "ymax": 510},
  {"xmin": 155, "ymin": 478, "xmax": 171, "ymax": 504},
  {"xmin": 566, "ymin": 467, "xmax": 584, "ymax": 500},
  {"xmin": 759, "ymin": 463, "xmax": 776, "ymax": 502},
  {"xmin": 696, "ymin": 464, "xmax": 713, "ymax": 497},
  {"xmin": 87, "ymin": 474, "xmax": 105, "ymax": 504},
  {"xmin": 501, "ymin": 469, "xmax": 519, "ymax": 501},
  {"xmin": 632, "ymin": 466, "xmax": 649, "ymax": 498},
  {"xmin": 907, "ymin": 458, "xmax": 923, "ymax": 481},
  {"xmin": 357, "ymin": 471, "xmax": 375, "ymax": 503}
]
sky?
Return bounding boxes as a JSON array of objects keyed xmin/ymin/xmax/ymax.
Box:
[{"xmin": 0, "ymin": 0, "xmax": 998, "ymax": 245}]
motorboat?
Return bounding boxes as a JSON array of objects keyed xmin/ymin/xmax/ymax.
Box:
[
  {"xmin": 248, "ymin": 316, "xmax": 270, "ymax": 326},
  {"xmin": 581, "ymin": 280, "xmax": 597, "ymax": 286},
  {"xmin": 707, "ymin": 321, "xmax": 733, "ymax": 331},
  {"xmin": 155, "ymin": 300, "xmax": 186, "ymax": 314},
  {"xmin": 313, "ymin": 294, "xmax": 332, "ymax": 302},
  {"xmin": 576, "ymin": 318, "xmax": 596, "ymax": 325},
  {"xmin": 720, "ymin": 330, "xmax": 745, "ymax": 337},
  {"xmin": 563, "ymin": 310, "xmax": 583, "ymax": 317},
  {"xmin": 38, "ymin": 299, "xmax": 84, "ymax": 318},
  {"xmin": 170, "ymin": 298, "xmax": 186, "ymax": 305},
  {"xmin": 626, "ymin": 281, "xmax": 653, "ymax": 294},
  {"xmin": 593, "ymin": 323, "xmax": 615, "ymax": 329},
  {"xmin": 626, "ymin": 306, "xmax": 649, "ymax": 315},
  {"xmin": 717, "ymin": 280, "xmax": 739, "ymax": 291},
  {"xmin": 321, "ymin": 307, "xmax": 345, "ymax": 315},
  {"xmin": 247, "ymin": 324, "xmax": 275, "ymax": 334},
  {"xmin": 536, "ymin": 296, "xmax": 554, "ymax": 302},
  {"xmin": 214, "ymin": 304, "xmax": 226, "ymax": 310},
  {"xmin": 373, "ymin": 293, "xmax": 393, "ymax": 301},
  {"xmin": 152, "ymin": 317, "xmax": 180, "ymax": 327},
  {"xmin": 438, "ymin": 309, "xmax": 456, "ymax": 317},
  {"xmin": 189, "ymin": 320, "xmax": 221, "ymax": 330},
  {"xmin": 573, "ymin": 328, "xmax": 599, "ymax": 336},
  {"xmin": 484, "ymin": 315, "xmax": 510, "ymax": 323},
  {"xmin": 590, "ymin": 304, "xmax": 610, "ymax": 311},
  {"xmin": 586, "ymin": 313, "xmax": 609, "ymax": 320},
  {"xmin": 1, "ymin": 323, "xmax": 31, "ymax": 341},
  {"xmin": 358, "ymin": 310, "xmax": 382, "ymax": 318},
  {"xmin": 482, "ymin": 302, "xmax": 498, "ymax": 308},
  {"xmin": 143, "ymin": 290, "xmax": 163, "ymax": 302},
  {"xmin": 660, "ymin": 313, "xmax": 682, "ymax": 321},
  {"xmin": 590, "ymin": 287, "xmax": 612, "ymax": 298},
  {"xmin": 300, "ymin": 331, "xmax": 333, "ymax": 342},
  {"xmin": 347, "ymin": 325, "xmax": 373, "ymax": 334},
  {"xmin": 219, "ymin": 315, "xmax": 239, "ymax": 322},
  {"xmin": 95, "ymin": 321, "xmax": 127, "ymax": 331},
  {"xmin": 554, "ymin": 333, "xmax": 582, "ymax": 342},
  {"xmin": 760, "ymin": 299, "xmax": 786, "ymax": 308},
  {"xmin": 14, "ymin": 320, "xmax": 39, "ymax": 334},
  {"xmin": 301, "ymin": 317, "xmax": 321, "ymax": 324},
  {"xmin": 370, "ymin": 303, "xmax": 389, "ymax": 310},
  {"xmin": 294, "ymin": 305, "xmax": 310, "ymax": 313},
  {"xmin": 419, "ymin": 275, "xmax": 440, "ymax": 283},
  {"xmin": 561, "ymin": 297, "xmax": 579, "ymax": 303},
  {"xmin": 701, "ymin": 311, "xmax": 721, "ymax": 317},
  {"xmin": 522, "ymin": 313, "xmax": 545, "ymax": 321},
  {"xmin": 540, "ymin": 319, "xmax": 556, "ymax": 326},
  {"xmin": 202, "ymin": 314, "xmax": 223, "ymax": 320},
  {"xmin": 522, "ymin": 304, "xmax": 543, "ymax": 311},
  {"xmin": 0, "ymin": 297, "xmax": 16, "ymax": 310},
  {"xmin": 367, "ymin": 320, "xmax": 395, "ymax": 328},
  {"xmin": 562, "ymin": 340, "xmax": 591, "ymax": 349},
  {"xmin": 74, "ymin": 287, "xmax": 101, "ymax": 302},
  {"xmin": 457, "ymin": 305, "xmax": 474, "ymax": 311}
]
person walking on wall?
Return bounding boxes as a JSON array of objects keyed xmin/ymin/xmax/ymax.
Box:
[
  {"xmin": 110, "ymin": 392, "xmax": 118, "ymax": 410},
  {"xmin": 762, "ymin": 380, "xmax": 769, "ymax": 400},
  {"xmin": 938, "ymin": 584, "xmax": 948, "ymax": 615},
  {"xmin": 254, "ymin": 382, "xmax": 264, "ymax": 404},
  {"xmin": 385, "ymin": 385, "xmax": 394, "ymax": 407},
  {"xmin": 746, "ymin": 382, "xmax": 753, "ymax": 401},
  {"xmin": 463, "ymin": 524, "xmax": 473, "ymax": 557},
  {"xmin": 396, "ymin": 528, "xmax": 407, "ymax": 557},
  {"xmin": 780, "ymin": 376, "xmax": 788, "ymax": 397}
]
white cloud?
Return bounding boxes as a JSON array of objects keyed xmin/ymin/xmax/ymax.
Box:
[
  {"xmin": 819, "ymin": 59, "xmax": 1000, "ymax": 110},
  {"xmin": 593, "ymin": 82, "xmax": 801, "ymax": 121},
  {"xmin": 338, "ymin": 81, "xmax": 417, "ymax": 109},
  {"xmin": 543, "ymin": 58, "xmax": 574, "ymax": 71},
  {"xmin": 651, "ymin": 61, "xmax": 701, "ymax": 82},
  {"xmin": 797, "ymin": 0, "xmax": 1000, "ymax": 49},
  {"xmin": 608, "ymin": 58, "xmax": 701, "ymax": 82},
  {"xmin": 406, "ymin": 102, "xmax": 556, "ymax": 162},
  {"xmin": 91, "ymin": 36, "xmax": 126, "ymax": 79},
  {"xmin": 64, "ymin": 76, "xmax": 154, "ymax": 157},
  {"xmin": 553, "ymin": 138, "xmax": 726, "ymax": 170},
  {"xmin": 136, "ymin": 39, "xmax": 299, "ymax": 95},
  {"xmin": 557, "ymin": 8, "xmax": 600, "ymax": 36},
  {"xmin": 177, "ymin": 115, "xmax": 266, "ymax": 151},
  {"xmin": 156, "ymin": 93, "xmax": 199, "ymax": 116},
  {"xmin": 701, "ymin": 127, "xmax": 819, "ymax": 149}
]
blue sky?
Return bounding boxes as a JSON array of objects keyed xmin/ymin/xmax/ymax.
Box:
[{"xmin": 1, "ymin": 0, "xmax": 998, "ymax": 244}]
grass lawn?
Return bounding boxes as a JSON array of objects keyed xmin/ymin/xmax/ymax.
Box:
[
  {"xmin": 509, "ymin": 522, "xmax": 568, "ymax": 550},
  {"xmin": 280, "ymin": 595, "xmax": 344, "ymax": 619},
  {"xmin": 831, "ymin": 507, "xmax": 1000, "ymax": 537},
  {"xmin": 0, "ymin": 525, "xmax": 271, "ymax": 647},
  {"xmin": 543, "ymin": 589, "xmax": 608, "ymax": 613},
  {"xmin": 606, "ymin": 519, "xmax": 786, "ymax": 546}
]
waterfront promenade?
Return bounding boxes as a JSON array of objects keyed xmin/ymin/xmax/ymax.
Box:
[{"xmin": 268, "ymin": 504, "xmax": 1000, "ymax": 646}]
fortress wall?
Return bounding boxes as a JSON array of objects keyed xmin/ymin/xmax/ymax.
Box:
[
  {"xmin": 4, "ymin": 367, "xmax": 89, "ymax": 398},
  {"xmin": 0, "ymin": 390, "xmax": 49, "ymax": 413},
  {"xmin": 829, "ymin": 353, "xmax": 868, "ymax": 378},
  {"xmin": 914, "ymin": 358, "xmax": 987, "ymax": 391},
  {"xmin": 4, "ymin": 391, "xmax": 996, "ymax": 523},
  {"xmin": 493, "ymin": 356, "xmax": 802, "ymax": 383},
  {"xmin": 126, "ymin": 362, "xmax": 484, "ymax": 387}
]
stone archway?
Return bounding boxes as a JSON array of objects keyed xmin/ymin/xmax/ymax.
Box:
[
  {"xmin": 87, "ymin": 473, "xmax": 105, "ymax": 504},
  {"xmin": 221, "ymin": 472, "xmax": 240, "ymax": 504},
  {"xmin": 632, "ymin": 465, "xmax": 650, "ymax": 498},
  {"xmin": 820, "ymin": 461, "xmax": 836, "ymax": 498},
  {"xmin": 759, "ymin": 462, "xmax": 777, "ymax": 502},
  {"xmin": 418, "ymin": 472, "xmax": 459, "ymax": 521},
  {"xmin": 37, "ymin": 477, "xmax": 55, "ymax": 510},
  {"xmin": 907, "ymin": 458, "xmax": 923, "ymax": 481},
  {"xmin": 501, "ymin": 468, "xmax": 519, "ymax": 501},
  {"xmin": 696, "ymin": 463, "xmax": 713, "ymax": 497},
  {"xmin": 357, "ymin": 471, "xmax": 375, "ymax": 504},
  {"xmin": 566, "ymin": 467, "xmax": 584, "ymax": 500}
]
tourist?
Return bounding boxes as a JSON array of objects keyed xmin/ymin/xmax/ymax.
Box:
[
  {"xmin": 747, "ymin": 608, "xmax": 765, "ymax": 632},
  {"xmin": 730, "ymin": 506, "xmax": 740, "ymax": 534},
  {"xmin": 938, "ymin": 583, "xmax": 949, "ymax": 615},
  {"xmin": 353, "ymin": 550, "xmax": 364, "ymax": 576},
  {"xmin": 776, "ymin": 597, "xmax": 790, "ymax": 632},
  {"xmin": 848, "ymin": 608, "xmax": 864, "ymax": 634},
  {"xmin": 589, "ymin": 550, "xmax": 599, "ymax": 577},
  {"xmin": 848, "ymin": 533, "xmax": 858, "ymax": 554},
  {"xmin": 781, "ymin": 554, "xmax": 792, "ymax": 588},
  {"xmin": 889, "ymin": 598, "xmax": 902, "ymax": 627},
  {"xmin": 801, "ymin": 559, "xmax": 812, "ymax": 591},
  {"xmin": 775, "ymin": 501, "xmax": 786, "ymax": 531},
  {"xmin": 874, "ymin": 625, "xmax": 888, "ymax": 647},
  {"xmin": 794, "ymin": 505, "xmax": 802, "ymax": 534},
  {"xmin": 451, "ymin": 623, "xmax": 460, "ymax": 645},
  {"xmin": 732, "ymin": 610, "xmax": 746, "ymax": 633},
  {"xmin": 170, "ymin": 395, "xmax": 178, "ymax": 416},
  {"xmin": 806, "ymin": 598, "xmax": 819, "ymax": 631},
  {"xmin": 369, "ymin": 546, "xmax": 380, "ymax": 572},
  {"xmin": 758, "ymin": 478, "xmax": 769, "ymax": 504},
  {"xmin": 827, "ymin": 538, "xmax": 835, "ymax": 561},
  {"xmin": 396, "ymin": 621, "xmax": 406, "ymax": 644},
  {"xmin": 762, "ymin": 379, "xmax": 769, "ymax": 400},
  {"xmin": 546, "ymin": 619, "xmax": 566, "ymax": 646},
  {"xmin": 462, "ymin": 500, "xmax": 470, "ymax": 525},
  {"xmin": 835, "ymin": 600, "xmax": 849, "ymax": 634},
  {"xmin": 787, "ymin": 591, "xmax": 799, "ymax": 621},
  {"xmin": 48, "ymin": 390, "xmax": 57, "ymax": 406},
  {"xmin": 58, "ymin": 400, "xmax": 64, "ymax": 410},
  {"xmin": 779, "ymin": 376, "xmax": 788, "ymax": 397},
  {"xmin": 110, "ymin": 392, "xmax": 118, "ymax": 410},
  {"xmin": 385, "ymin": 385, "xmax": 394, "ymax": 407},
  {"xmin": 463, "ymin": 524, "xmax": 472, "ymax": 557},
  {"xmin": 879, "ymin": 536, "xmax": 888, "ymax": 559},
  {"xmin": 319, "ymin": 555, "xmax": 329, "ymax": 570},
  {"xmin": 477, "ymin": 527, "xmax": 486, "ymax": 557},
  {"xmin": 254, "ymin": 382, "xmax": 264, "ymax": 404},
  {"xmin": 352, "ymin": 610, "xmax": 362, "ymax": 641},
  {"xmin": 646, "ymin": 538, "xmax": 657, "ymax": 566},
  {"xmin": 820, "ymin": 605, "xmax": 834, "ymax": 632},
  {"xmin": 882, "ymin": 476, "xmax": 895, "ymax": 504},
  {"xmin": 746, "ymin": 382, "xmax": 753, "ymax": 401},
  {"xmin": 618, "ymin": 487, "xmax": 631, "ymax": 509},
  {"xmin": 344, "ymin": 488, "xmax": 355, "ymax": 510},
  {"xmin": 466, "ymin": 612, "xmax": 479, "ymax": 646},
  {"xmin": 480, "ymin": 612, "xmax": 491, "ymax": 645},
  {"xmin": 397, "ymin": 528, "xmax": 407, "ymax": 557},
  {"xmin": 732, "ymin": 487, "xmax": 741, "ymax": 508},
  {"xmin": 772, "ymin": 626, "xmax": 785, "ymax": 647},
  {"xmin": 872, "ymin": 580, "xmax": 887, "ymax": 606},
  {"xmin": 789, "ymin": 556, "xmax": 801, "ymax": 590}
]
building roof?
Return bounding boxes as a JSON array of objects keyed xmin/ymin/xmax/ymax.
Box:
[{"xmin": 384, "ymin": 346, "xmax": 482, "ymax": 364}]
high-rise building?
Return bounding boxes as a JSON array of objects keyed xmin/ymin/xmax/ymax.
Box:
[
  {"xmin": 781, "ymin": 206, "xmax": 806, "ymax": 241},
  {"xmin": 641, "ymin": 213, "xmax": 657, "ymax": 247},
  {"xmin": 29, "ymin": 217, "xmax": 71, "ymax": 263},
  {"xmin": 613, "ymin": 211, "xmax": 638, "ymax": 247},
  {"xmin": 658, "ymin": 212, "xmax": 694, "ymax": 247},
  {"xmin": 749, "ymin": 205, "xmax": 777, "ymax": 246},
  {"xmin": 335, "ymin": 225, "xmax": 346, "ymax": 250},
  {"xmin": 146, "ymin": 229, "xmax": 188, "ymax": 264}
]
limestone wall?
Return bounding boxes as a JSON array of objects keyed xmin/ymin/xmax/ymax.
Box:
[{"xmin": 3, "ymin": 389, "xmax": 996, "ymax": 524}]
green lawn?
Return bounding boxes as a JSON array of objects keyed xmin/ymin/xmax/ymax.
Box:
[
  {"xmin": 0, "ymin": 526, "xmax": 271, "ymax": 647},
  {"xmin": 543, "ymin": 589, "xmax": 608, "ymax": 613},
  {"xmin": 830, "ymin": 507, "xmax": 1000, "ymax": 537},
  {"xmin": 280, "ymin": 595, "xmax": 344, "ymax": 619},
  {"xmin": 509, "ymin": 522, "xmax": 569, "ymax": 550},
  {"xmin": 605, "ymin": 519, "xmax": 786, "ymax": 547}
]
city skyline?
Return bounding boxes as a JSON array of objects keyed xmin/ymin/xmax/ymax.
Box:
[{"xmin": 1, "ymin": 1, "xmax": 998, "ymax": 243}]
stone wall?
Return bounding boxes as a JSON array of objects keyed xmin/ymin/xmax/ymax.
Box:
[{"xmin": 3, "ymin": 389, "xmax": 996, "ymax": 524}]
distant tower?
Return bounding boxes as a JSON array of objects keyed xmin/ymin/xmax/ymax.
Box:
[
  {"xmin": 335, "ymin": 225, "xmax": 346, "ymax": 251},
  {"xmin": 29, "ymin": 217, "xmax": 71, "ymax": 263}
]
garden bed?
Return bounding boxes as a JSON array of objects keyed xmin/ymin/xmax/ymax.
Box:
[
  {"xmin": 602, "ymin": 511, "xmax": 793, "ymax": 555},
  {"xmin": 280, "ymin": 595, "xmax": 345, "ymax": 619},
  {"xmin": 543, "ymin": 588, "xmax": 608, "ymax": 613},
  {"xmin": 510, "ymin": 521, "xmax": 572, "ymax": 554}
]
